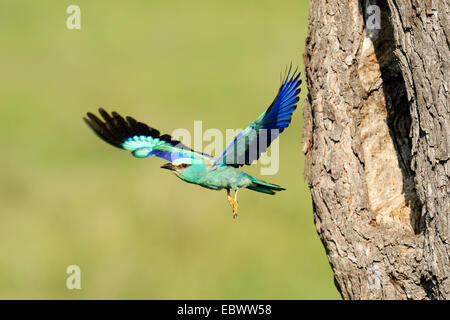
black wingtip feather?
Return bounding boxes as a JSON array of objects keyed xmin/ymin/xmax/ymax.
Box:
[
  {"xmin": 83, "ymin": 108, "xmax": 162, "ymax": 149},
  {"xmin": 84, "ymin": 114, "xmax": 122, "ymax": 148},
  {"xmin": 83, "ymin": 108, "xmax": 196, "ymax": 153}
]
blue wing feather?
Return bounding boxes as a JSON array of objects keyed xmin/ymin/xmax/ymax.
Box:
[{"xmin": 212, "ymin": 67, "xmax": 301, "ymax": 167}]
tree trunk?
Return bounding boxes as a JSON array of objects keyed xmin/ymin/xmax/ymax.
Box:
[{"xmin": 302, "ymin": 0, "xmax": 449, "ymax": 299}]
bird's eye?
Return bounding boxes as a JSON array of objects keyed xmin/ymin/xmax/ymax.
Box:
[{"xmin": 179, "ymin": 163, "xmax": 190, "ymax": 169}]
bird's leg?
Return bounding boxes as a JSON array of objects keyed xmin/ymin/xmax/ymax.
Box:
[
  {"xmin": 226, "ymin": 189, "xmax": 234, "ymax": 212},
  {"xmin": 226, "ymin": 189, "xmax": 238, "ymax": 219},
  {"xmin": 232, "ymin": 189, "xmax": 239, "ymax": 219}
]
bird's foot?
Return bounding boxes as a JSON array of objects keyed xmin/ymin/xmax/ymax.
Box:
[
  {"xmin": 227, "ymin": 189, "xmax": 239, "ymax": 219},
  {"xmin": 232, "ymin": 207, "xmax": 238, "ymax": 218},
  {"xmin": 233, "ymin": 200, "xmax": 238, "ymax": 219},
  {"xmin": 232, "ymin": 190, "xmax": 239, "ymax": 219}
]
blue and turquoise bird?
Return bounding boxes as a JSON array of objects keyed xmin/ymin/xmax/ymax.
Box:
[{"xmin": 84, "ymin": 67, "xmax": 301, "ymax": 218}]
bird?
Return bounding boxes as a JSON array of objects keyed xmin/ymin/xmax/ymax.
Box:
[{"xmin": 83, "ymin": 66, "xmax": 301, "ymax": 218}]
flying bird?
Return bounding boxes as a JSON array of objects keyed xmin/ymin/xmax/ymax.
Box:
[{"xmin": 84, "ymin": 67, "xmax": 301, "ymax": 218}]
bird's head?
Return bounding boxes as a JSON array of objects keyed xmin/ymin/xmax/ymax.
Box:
[
  {"xmin": 160, "ymin": 161, "xmax": 191, "ymax": 173},
  {"xmin": 160, "ymin": 158, "xmax": 206, "ymax": 181}
]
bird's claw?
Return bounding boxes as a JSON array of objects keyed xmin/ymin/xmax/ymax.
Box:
[
  {"xmin": 233, "ymin": 202, "xmax": 237, "ymax": 219},
  {"xmin": 232, "ymin": 200, "xmax": 238, "ymax": 219}
]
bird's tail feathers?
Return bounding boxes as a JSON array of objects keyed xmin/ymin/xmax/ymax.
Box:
[{"xmin": 246, "ymin": 179, "xmax": 286, "ymax": 195}]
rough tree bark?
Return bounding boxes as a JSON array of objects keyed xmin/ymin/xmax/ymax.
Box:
[{"xmin": 302, "ymin": 0, "xmax": 449, "ymax": 299}]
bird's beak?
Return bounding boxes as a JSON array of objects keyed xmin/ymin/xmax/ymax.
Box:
[{"xmin": 160, "ymin": 163, "xmax": 176, "ymax": 171}]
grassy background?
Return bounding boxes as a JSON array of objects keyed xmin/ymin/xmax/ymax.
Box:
[{"xmin": 0, "ymin": 0, "xmax": 339, "ymax": 299}]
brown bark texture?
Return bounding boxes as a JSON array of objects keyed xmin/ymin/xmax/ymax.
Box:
[{"xmin": 302, "ymin": 0, "xmax": 449, "ymax": 299}]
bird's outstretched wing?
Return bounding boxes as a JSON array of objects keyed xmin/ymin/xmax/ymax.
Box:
[
  {"xmin": 84, "ymin": 108, "xmax": 211, "ymax": 162},
  {"xmin": 212, "ymin": 66, "xmax": 301, "ymax": 168}
]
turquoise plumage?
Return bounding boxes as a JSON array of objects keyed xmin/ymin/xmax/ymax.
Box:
[{"xmin": 84, "ymin": 67, "xmax": 301, "ymax": 218}]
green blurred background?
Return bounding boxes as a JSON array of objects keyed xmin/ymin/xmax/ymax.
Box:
[{"xmin": 0, "ymin": 0, "xmax": 339, "ymax": 299}]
